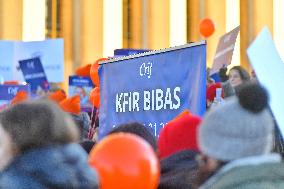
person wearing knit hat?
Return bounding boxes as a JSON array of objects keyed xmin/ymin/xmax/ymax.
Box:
[
  {"xmin": 197, "ymin": 82, "xmax": 284, "ymax": 189},
  {"xmin": 60, "ymin": 95, "xmax": 91, "ymax": 140},
  {"xmin": 48, "ymin": 89, "xmax": 66, "ymax": 104},
  {"xmin": 158, "ymin": 113, "xmax": 202, "ymax": 189},
  {"xmin": 0, "ymin": 100, "xmax": 99, "ymax": 188},
  {"xmin": 10, "ymin": 91, "xmax": 29, "ymax": 105},
  {"xmin": 158, "ymin": 113, "xmax": 201, "ymax": 159}
]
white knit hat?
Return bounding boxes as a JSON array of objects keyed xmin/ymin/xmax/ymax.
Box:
[{"xmin": 198, "ymin": 83, "xmax": 274, "ymax": 161}]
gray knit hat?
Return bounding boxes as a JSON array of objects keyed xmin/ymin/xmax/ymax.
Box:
[{"xmin": 199, "ymin": 83, "xmax": 274, "ymax": 161}]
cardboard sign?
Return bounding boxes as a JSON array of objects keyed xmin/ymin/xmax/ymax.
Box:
[
  {"xmin": 0, "ymin": 39, "xmax": 64, "ymax": 82},
  {"xmin": 247, "ymin": 27, "xmax": 284, "ymax": 137},
  {"xmin": 19, "ymin": 57, "xmax": 49, "ymax": 93},
  {"xmin": 69, "ymin": 76, "xmax": 94, "ymax": 112},
  {"xmin": 99, "ymin": 42, "xmax": 207, "ymax": 139},
  {"xmin": 210, "ymin": 26, "xmax": 240, "ymax": 75},
  {"xmin": 0, "ymin": 84, "xmax": 30, "ymax": 110}
]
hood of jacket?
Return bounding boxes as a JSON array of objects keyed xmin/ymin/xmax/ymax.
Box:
[
  {"xmin": 0, "ymin": 143, "xmax": 99, "ymax": 189},
  {"xmin": 159, "ymin": 150, "xmax": 199, "ymax": 189}
]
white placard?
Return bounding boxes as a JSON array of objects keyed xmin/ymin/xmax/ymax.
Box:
[{"xmin": 247, "ymin": 27, "xmax": 284, "ymax": 137}]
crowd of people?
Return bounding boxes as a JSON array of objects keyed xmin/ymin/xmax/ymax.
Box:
[{"xmin": 0, "ymin": 65, "xmax": 283, "ymax": 189}]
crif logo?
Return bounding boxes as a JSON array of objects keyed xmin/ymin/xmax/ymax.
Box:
[
  {"xmin": 8, "ymin": 87, "xmax": 19, "ymax": 96},
  {"xmin": 139, "ymin": 62, "xmax": 152, "ymax": 79}
]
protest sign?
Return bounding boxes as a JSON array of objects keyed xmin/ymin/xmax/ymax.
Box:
[
  {"xmin": 114, "ymin": 48, "xmax": 150, "ymax": 57},
  {"xmin": 0, "ymin": 84, "xmax": 30, "ymax": 110},
  {"xmin": 69, "ymin": 76, "xmax": 94, "ymax": 112},
  {"xmin": 19, "ymin": 57, "xmax": 49, "ymax": 93},
  {"xmin": 210, "ymin": 26, "xmax": 240, "ymax": 75},
  {"xmin": 98, "ymin": 42, "xmax": 206, "ymax": 139},
  {"xmin": 247, "ymin": 27, "xmax": 284, "ymax": 137},
  {"xmin": 0, "ymin": 39, "xmax": 64, "ymax": 82}
]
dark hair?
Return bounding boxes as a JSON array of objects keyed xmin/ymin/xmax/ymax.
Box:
[
  {"xmin": 0, "ymin": 100, "xmax": 79, "ymax": 153},
  {"xmin": 218, "ymin": 67, "xmax": 229, "ymax": 82},
  {"xmin": 237, "ymin": 82, "xmax": 268, "ymax": 113},
  {"xmin": 229, "ymin": 66, "xmax": 250, "ymax": 82},
  {"xmin": 108, "ymin": 122, "xmax": 157, "ymax": 151}
]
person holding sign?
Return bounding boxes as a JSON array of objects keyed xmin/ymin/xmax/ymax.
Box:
[
  {"xmin": 196, "ymin": 83, "xmax": 284, "ymax": 188},
  {"xmin": 228, "ymin": 66, "xmax": 250, "ymax": 89}
]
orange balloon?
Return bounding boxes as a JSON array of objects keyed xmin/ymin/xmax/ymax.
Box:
[
  {"xmin": 75, "ymin": 64, "xmax": 91, "ymax": 77},
  {"xmin": 4, "ymin": 80, "xmax": 20, "ymax": 85},
  {"xmin": 199, "ymin": 18, "xmax": 215, "ymax": 38},
  {"xmin": 89, "ymin": 133, "xmax": 160, "ymax": 189},
  {"xmin": 90, "ymin": 58, "xmax": 108, "ymax": 87},
  {"xmin": 89, "ymin": 87, "xmax": 100, "ymax": 108},
  {"xmin": 11, "ymin": 91, "xmax": 29, "ymax": 105}
]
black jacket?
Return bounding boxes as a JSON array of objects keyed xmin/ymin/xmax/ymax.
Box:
[{"xmin": 159, "ymin": 150, "xmax": 199, "ymax": 189}]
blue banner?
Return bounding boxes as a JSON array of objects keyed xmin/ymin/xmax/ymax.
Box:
[
  {"xmin": 114, "ymin": 48, "xmax": 150, "ymax": 57},
  {"xmin": 69, "ymin": 76, "xmax": 94, "ymax": 112},
  {"xmin": 19, "ymin": 57, "xmax": 49, "ymax": 92},
  {"xmin": 99, "ymin": 42, "xmax": 206, "ymax": 139},
  {"xmin": 0, "ymin": 84, "xmax": 30, "ymax": 109}
]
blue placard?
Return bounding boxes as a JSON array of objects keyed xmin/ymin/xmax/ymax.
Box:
[
  {"xmin": 0, "ymin": 84, "xmax": 30, "ymax": 109},
  {"xmin": 99, "ymin": 42, "xmax": 206, "ymax": 139},
  {"xmin": 114, "ymin": 48, "xmax": 150, "ymax": 57},
  {"xmin": 247, "ymin": 27, "xmax": 284, "ymax": 138},
  {"xmin": 69, "ymin": 76, "xmax": 94, "ymax": 112},
  {"xmin": 19, "ymin": 57, "xmax": 49, "ymax": 92}
]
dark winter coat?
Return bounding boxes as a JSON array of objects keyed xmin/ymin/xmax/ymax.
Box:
[
  {"xmin": 0, "ymin": 144, "xmax": 99, "ymax": 189},
  {"xmin": 159, "ymin": 150, "xmax": 199, "ymax": 189}
]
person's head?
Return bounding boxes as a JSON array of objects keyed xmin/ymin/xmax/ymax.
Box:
[
  {"xmin": 197, "ymin": 82, "xmax": 273, "ymax": 180},
  {"xmin": 108, "ymin": 122, "xmax": 157, "ymax": 151},
  {"xmin": 228, "ymin": 66, "xmax": 250, "ymax": 88},
  {"xmin": 0, "ymin": 100, "xmax": 79, "ymax": 159},
  {"xmin": 158, "ymin": 113, "xmax": 202, "ymax": 159}
]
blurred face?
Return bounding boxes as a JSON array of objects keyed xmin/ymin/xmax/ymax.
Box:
[
  {"xmin": 0, "ymin": 124, "xmax": 15, "ymax": 170},
  {"xmin": 229, "ymin": 69, "xmax": 242, "ymax": 87}
]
